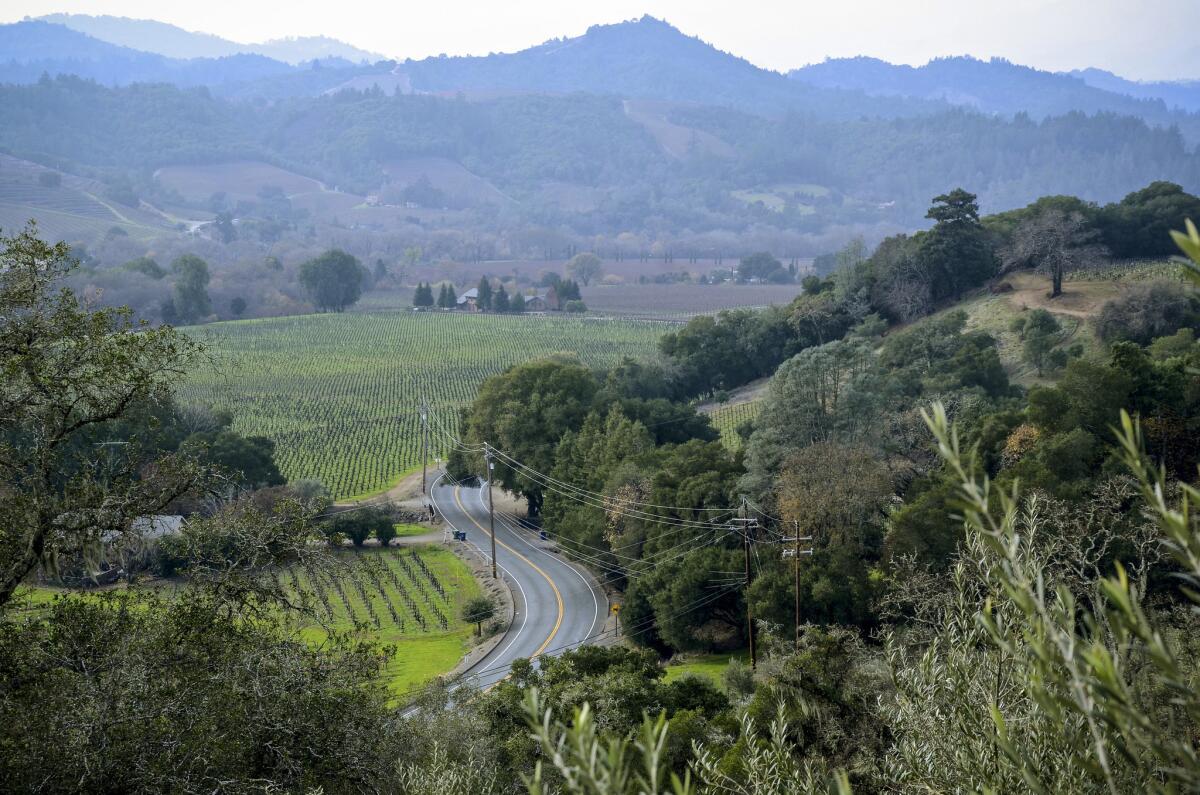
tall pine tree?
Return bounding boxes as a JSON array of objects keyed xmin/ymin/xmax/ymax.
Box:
[{"xmin": 477, "ymin": 278, "xmax": 493, "ymax": 311}]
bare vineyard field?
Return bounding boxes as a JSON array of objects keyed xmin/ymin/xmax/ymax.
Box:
[
  {"xmin": 0, "ymin": 181, "xmax": 168, "ymax": 244},
  {"xmin": 181, "ymin": 311, "xmax": 665, "ymax": 498},
  {"xmin": 581, "ymin": 283, "xmax": 805, "ymax": 318}
]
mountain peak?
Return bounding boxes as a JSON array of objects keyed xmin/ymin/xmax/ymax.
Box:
[{"xmin": 35, "ymin": 13, "xmax": 381, "ymax": 64}]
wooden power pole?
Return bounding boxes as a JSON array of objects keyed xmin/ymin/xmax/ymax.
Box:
[
  {"xmin": 744, "ymin": 521, "xmax": 755, "ymax": 670},
  {"xmin": 485, "ymin": 445, "xmax": 498, "ymax": 579},
  {"xmin": 733, "ymin": 501, "xmax": 758, "ymax": 670},
  {"xmin": 783, "ymin": 521, "xmax": 813, "ymax": 651}
]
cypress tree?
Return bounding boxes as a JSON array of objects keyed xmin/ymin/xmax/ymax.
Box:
[{"xmin": 412, "ymin": 282, "xmax": 431, "ymax": 307}]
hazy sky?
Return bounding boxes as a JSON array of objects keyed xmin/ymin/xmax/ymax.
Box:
[{"xmin": 7, "ymin": 0, "xmax": 1200, "ymax": 80}]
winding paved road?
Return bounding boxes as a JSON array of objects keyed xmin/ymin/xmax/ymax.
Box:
[{"xmin": 431, "ymin": 474, "xmax": 608, "ymax": 690}]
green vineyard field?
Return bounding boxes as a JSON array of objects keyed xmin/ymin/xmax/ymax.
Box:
[
  {"xmin": 288, "ymin": 546, "xmax": 482, "ymax": 695},
  {"xmin": 15, "ymin": 545, "xmax": 483, "ymax": 696},
  {"xmin": 708, "ymin": 400, "xmax": 762, "ymax": 450},
  {"xmin": 182, "ymin": 311, "xmax": 665, "ymax": 498}
]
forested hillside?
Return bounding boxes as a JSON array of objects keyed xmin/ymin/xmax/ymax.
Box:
[
  {"xmin": 4, "ymin": 75, "xmax": 1196, "ymax": 227},
  {"xmin": 790, "ymin": 55, "xmax": 1200, "ymax": 142}
]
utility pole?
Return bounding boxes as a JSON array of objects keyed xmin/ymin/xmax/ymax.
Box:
[
  {"xmin": 794, "ymin": 522, "xmax": 800, "ymax": 649},
  {"xmin": 420, "ymin": 403, "xmax": 429, "ymax": 495},
  {"xmin": 782, "ymin": 521, "xmax": 813, "ymax": 651},
  {"xmin": 744, "ymin": 520, "xmax": 754, "ymax": 669},
  {"xmin": 485, "ymin": 444, "xmax": 497, "ymax": 579},
  {"xmin": 733, "ymin": 498, "xmax": 759, "ymax": 670}
]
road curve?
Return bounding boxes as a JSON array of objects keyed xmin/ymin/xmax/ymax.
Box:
[{"xmin": 431, "ymin": 474, "xmax": 607, "ymax": 691}]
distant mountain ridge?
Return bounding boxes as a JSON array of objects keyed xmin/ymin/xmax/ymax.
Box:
[
  {"xmin": 5, "ymin": 14, "xmax": 1200, "ymax": 144},
  {"xmin": 789, "ymin": 56, "xmax": 1200, "ymax": 139},
  {"xmin": 35, "ymin": 13, "xmax": 382, "ymax": 64},
  {"xmin": 391, "ymin": 16, "xmax": 942, "ymax": 119},
  {"xmin": 1071, "ymin": 67, "xmax": 1200, "ymax": 113},
  {"xmin": 0, "ymin": 20, "xmax": 297, "ymax": 87}
]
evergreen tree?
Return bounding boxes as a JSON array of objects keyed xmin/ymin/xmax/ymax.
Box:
[
  {"xmin": 510, "ymin": 292, "xmax": 526, "ymax": 313},
  {"xmin": 446, "ymin": 284, "xmax": 457, "ymax": 307},
  {"xmin": 437, "ymin": 283, "xmax": 450, "ymax": 308},
  {"xmin": 494, "ymin": 284, "xmax": 510, "ymax": 312},
  {"xmin": 557, "ymin": 279, "xmax": 582, "ymax": 302},
  {"xmin": 477, "ymin": 278, "xmax": 493, "ymax": 311},
  {"xmin": 919, "ymin": 189, "xmax": 997, "ymax": 301},
  {"xmin": 412, "ymin": 282, "xmax": 433, "ymax": 307}
]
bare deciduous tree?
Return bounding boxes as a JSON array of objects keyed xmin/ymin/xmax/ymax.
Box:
[{"xmin": 1002, "ymin": 209, "xmax": 1107, "ymax": 297}]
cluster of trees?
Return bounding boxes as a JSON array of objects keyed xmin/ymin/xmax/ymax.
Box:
[
  {"xmin": 106, "ymin": 245, "xmax": 379, "ymax": 325},
  {"xmin": 412, "ymin": 281, "xmax": 459, "ymax": 308},
  {"xmin": 472, "ymin": 277, "xmax": 527, "ymax": 313},
  {"xmin": 736, "ymin": 251, "xmax": 797, "ymax": 283},
  {"xmin": 661, "ymin": 183, "xmax": 1200, "ymax": 403},
  {"xmin": 324, "ymin": 506, "xmax": 398, "ymax": 548}
]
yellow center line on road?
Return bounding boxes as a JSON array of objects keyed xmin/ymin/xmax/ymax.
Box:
[{"xmin": 453, "ymin": 485, "xmax": 564, "ymax": 660}]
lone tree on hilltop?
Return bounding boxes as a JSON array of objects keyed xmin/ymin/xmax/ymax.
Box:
[
  {"xmin": 461, "ymin": 595, "xmax": 497, "ymax": 636},
  {"xmin": 298, "ymin": 249, "xmax": 364, "ymax": 312},
  {"xmin": 1003, "ymin": 208, "xmax": 1107, "ymax": 298}
]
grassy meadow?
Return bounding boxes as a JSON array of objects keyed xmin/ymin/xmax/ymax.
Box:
[{"xmin": 663, "ymin": 650, "xmax": 751, "ymax": 690}]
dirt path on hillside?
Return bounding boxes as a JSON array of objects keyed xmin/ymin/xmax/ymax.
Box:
[
  {"xmin": 335, "ymin": 468, "xmax": 428, "ymax": 510},
  {"xmin": 1000, "ymin": 272, "xmax": 1121, "ymax": 319},
  {"xmin": 696, "ymin": 377, "xmax": 770, "ymax": 414}
]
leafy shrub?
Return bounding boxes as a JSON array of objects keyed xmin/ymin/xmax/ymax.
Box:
[{"xmin": 1094, "ymin": 280, "xmax": 1200, "ymax": 345}]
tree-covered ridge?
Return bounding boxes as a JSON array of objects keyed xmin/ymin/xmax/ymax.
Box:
[
  {"xmin": 790, "ymin": 55, "xmax": 1200, "ymax": 140},
  {"xmin": 2, "ymin": 75, "xmax": 1197, "ymax": 233}
]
